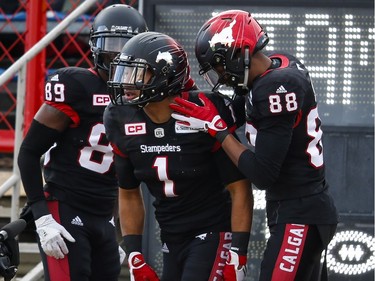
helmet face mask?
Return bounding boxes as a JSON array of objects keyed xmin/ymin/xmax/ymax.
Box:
[
  {"xmin": 91, "ymin": 27, "xmax": 134, "ymax": 53},
  {"xmin": 108, "ymin": 32, "xmax": 188, "ymax": 107},
  {"xmin": 89, "ymin": 4, "xmax": 148, "ymax": 73},
  {"xmin": 195, "ymin": 10, "xmax": 269, "ymax": 94},
  {"xmin": 202, "ymin": 66, "xmax": 239, "ymax": 90},
  {"xmin": 108, "ymin": 56, "xmax": 156, "ymax": 105},
  {"xmin": 200, "ymin": 53, "xmax": 244, "ymax": 94},
  {"xmin": 110, "ymin": 57, "xmax": 151, "ymax": 90}
]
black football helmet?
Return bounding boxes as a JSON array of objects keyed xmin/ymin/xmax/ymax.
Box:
[
  {"xmin": 89, "ymin": 4, "xmax": 148, "ymax": 73},
  {"xmin": 108, "ymin": 32, "xmax": 188, "ymax": 106},
  {"xmin": 195, "ymin": 10, "xmax": 269, "ymax": 94}
]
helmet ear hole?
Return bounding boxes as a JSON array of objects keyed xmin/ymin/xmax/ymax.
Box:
[{"xmin": 213, "ymin": 53, "xmax": 225, "ymax": 65}]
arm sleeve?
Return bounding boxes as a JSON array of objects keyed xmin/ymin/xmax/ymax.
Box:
[
  {"xmin": 238, "ymin": 113, "xmax": 296, "ymax": 188},
  {"xmin": 17, "ymin": 120, "xmax": 61, "ymax": 218},
  {"xmin": 214, "ymin": 144, "xmax": 246, "ymax": 186},
  {"xmin": 114, "ymin": 153, "xmax": 140, "ymax": 189}
]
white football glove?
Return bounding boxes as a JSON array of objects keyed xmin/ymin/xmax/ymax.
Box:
[{"xmin": 35, "ymin": 214, "xmax": 75, "ymax": 259}]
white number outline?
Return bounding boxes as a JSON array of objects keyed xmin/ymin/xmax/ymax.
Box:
[
  {"xmin": 78, "ymin": 123, "xmax": 114, "ymax": 174},
  {"xmin": 153, "ymin": 156, "xmax": 177, "ymax": 197},
  {"xmin": 44, "ymin": 123, "xmax": 114, "ymax": 174},
  {"xmin": 45, "ymin": 82, "xmax": 65, "ymax": 102},
  {"xmin": 306, "ymin": 107, "xmax": 324, "ymax": 168},
  {"xmin": 269, "ymin": 93, "xmax": 298, "ymax": 114}
]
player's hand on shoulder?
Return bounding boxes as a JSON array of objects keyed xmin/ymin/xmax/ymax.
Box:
[
  {"xmin": 128, "ymin": 251, "xmax": 160, "ymax": 281},
  {"xmin": 170, "ymin": 92, "xmax": 228, "ymax": 138},
  {"xmin": 34, "ymin": 214, "xmax": 75, "ymax": 259}
]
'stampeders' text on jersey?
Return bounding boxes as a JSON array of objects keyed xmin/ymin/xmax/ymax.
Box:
[
  {"xmin": 43, "ymin": 67, "xmax": 117, "ymax": 216},
  {"xmin": 245, "ymin": 52, "xmax": 325, "ymax": 200},
  {"xmin": 104, "ymin": 91, "xmax": 245, "ymax": 242}
]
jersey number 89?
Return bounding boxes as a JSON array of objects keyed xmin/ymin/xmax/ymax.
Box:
[{"xmin": 45, "ymin": 82, "xmax": 65, "ymax": 102}]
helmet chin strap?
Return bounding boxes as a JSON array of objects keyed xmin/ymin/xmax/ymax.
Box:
[
  {"xmin": 241, "ymin": 47, "xmax": 250, "ymax": 91},
  {"xmin": 232, "ymin": 47, "xmax": 250, "ymax": 96}
]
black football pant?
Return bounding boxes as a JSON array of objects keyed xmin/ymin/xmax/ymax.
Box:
[
  {"xmin": 38, "ymin": 200, "xmax": 121, "ymax": 281},
  {"xmin": 259, "ymin": 223, "xmax": 337, "ymax": 281},
  {"xmin": 161, "ymin": 232, "xmax": 232, "ymax": 281}
]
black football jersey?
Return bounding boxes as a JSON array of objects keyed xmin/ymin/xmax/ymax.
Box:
[
  {"xmin": 104, "ymin": 91, "xmax": 245, "ymax": 242},
  {"xmin": 42, "ymin": 67, "xmax": 117, "ymax": 216},
  {"xmin": 243, "ymin": 52, "xmax": 338, "ymax": 225},
  {"xmin": 244, "ymin": 52, "xmax": 327, "ymax": 200}
]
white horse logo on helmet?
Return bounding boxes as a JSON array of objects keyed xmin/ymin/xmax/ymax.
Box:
[
  {"xmin": 209, "ymin": 19, "xmax": 236, "ymax": 48},
  {"xmin": 156, "ymin": 51, "xmax": 173, "ymax": 65}
]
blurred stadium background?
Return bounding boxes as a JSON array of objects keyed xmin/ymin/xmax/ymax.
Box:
[{"xmin": 0, "ymin": 0, "xmax": 373, "ymax": 280}]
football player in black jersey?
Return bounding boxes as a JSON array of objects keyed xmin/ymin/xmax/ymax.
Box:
[
  {"xmin": 17, "ymin": 4, "xmax": 148, "ymax": 281},
  {"xmin": 171, "ymin": 10, "xmax": 339, "ymax": 281},
  {"xmin": 104, "ymin": 31, "xmax": 253, "ymax": 281}
]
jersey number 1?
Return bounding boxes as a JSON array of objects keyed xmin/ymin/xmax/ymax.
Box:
[{"xmin": 153, "ymin": 156, "xmax": 177, "ymax": 197}]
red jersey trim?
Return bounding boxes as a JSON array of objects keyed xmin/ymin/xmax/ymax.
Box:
[
  {"xmin": 111, "ymin": 142, "xmax": 127, "ymax": 158},
  {"xmin": 260, "ymin": 54, "xmax": 290, "ymax": 77},
  {"xmin": 45, "ymin": 101, "xmax": 80, "ymax": 128}
]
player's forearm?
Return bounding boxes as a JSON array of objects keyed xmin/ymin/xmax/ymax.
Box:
[
  {"xmin": 118, "ymin": 188, "xmax": 145, "ymax": 236},
  {"xmin": 220, "ymin": 134, "xmax": 249, "ymax": 167},
  {"xmin": 227, "ymin": 179, "xmax": 253, "ymax": 233},
  {"xmin": 227, "ymin": 179, "xmax": 252, "ymax": 256}
]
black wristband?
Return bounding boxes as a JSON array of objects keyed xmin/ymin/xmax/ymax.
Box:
[
  {"xmin": 231, "ymin": 232, "xmax": 250, "ymax": 256},
  {"xmin": 122, "ymin": 235, "xmax": 142, "ymax": 255},
  {"xmin": 30, "ymin": 200, "xmax": 50, "ymax": 220},
  {"xmin": 216, "ymin": 129, "xmax": 230, "ymax": 143}
]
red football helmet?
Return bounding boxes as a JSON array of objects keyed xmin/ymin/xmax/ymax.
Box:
[{"xmin": 195, "ymin": 10, "xmax": 269, "ymax": 93}]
